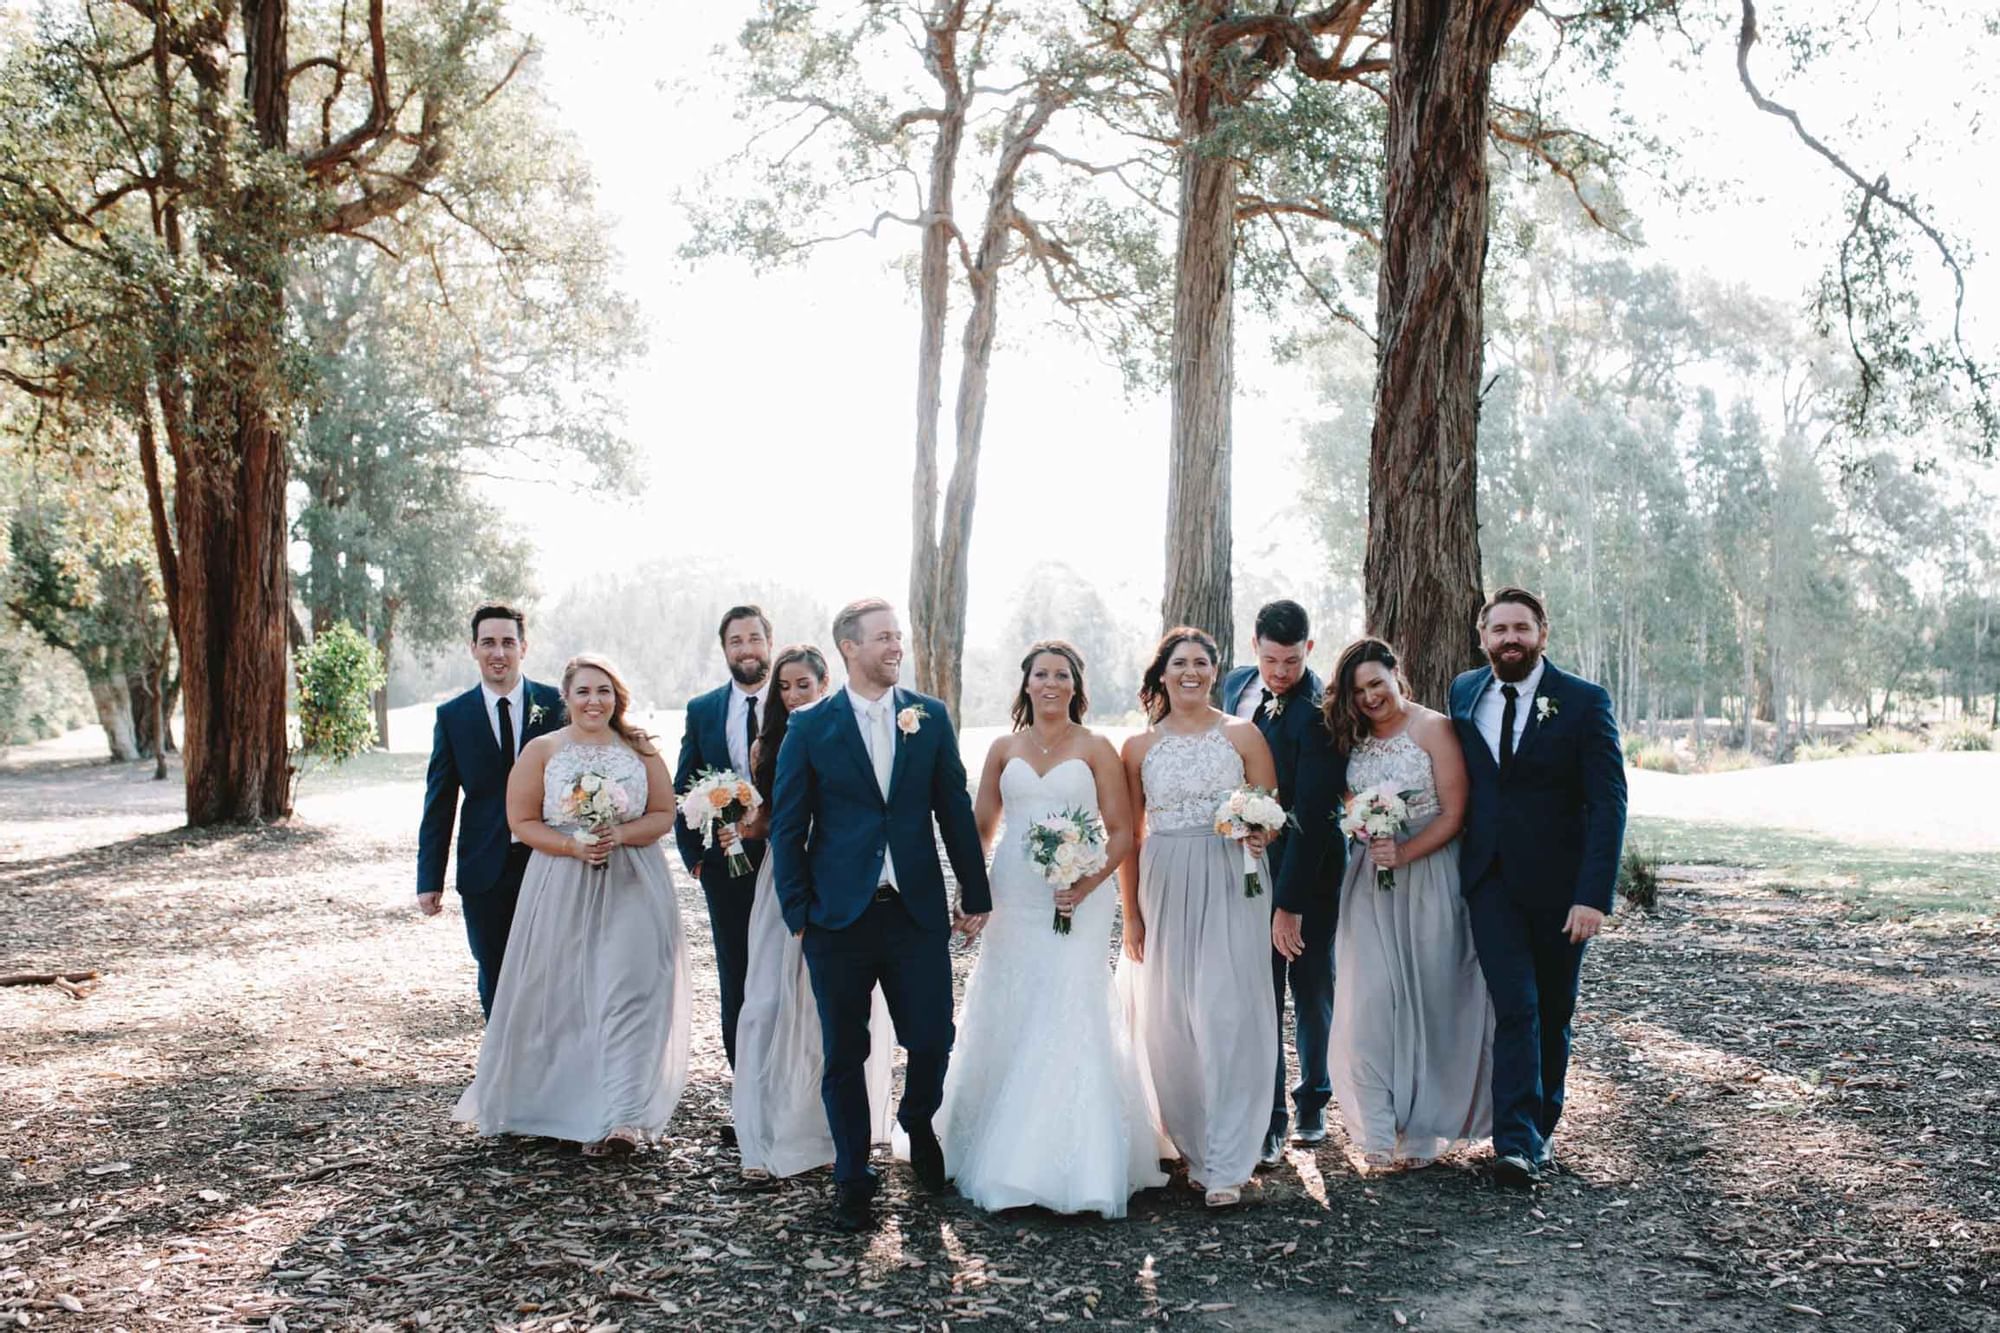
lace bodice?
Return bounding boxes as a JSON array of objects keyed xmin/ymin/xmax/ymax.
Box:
[
  {"xmin": 1347, "ymin": 729, "xmax": 1441, "ymax": 824},
  {"xmin": 1140, "ymin": 724, "xmax": 1245, "ymax": 833},
  {"xmin": 542, "ymin": 741, "xmax": 650, "ymax": 832}
]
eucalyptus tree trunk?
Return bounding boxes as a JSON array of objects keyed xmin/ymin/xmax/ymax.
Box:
[
  {"xmin": 1160, "ymin": 71, "xmax": 1237, "ymax": 670},
  {"xmin": 1365, "ymin": 1, "xmax": 1531, "ymax": 707}
]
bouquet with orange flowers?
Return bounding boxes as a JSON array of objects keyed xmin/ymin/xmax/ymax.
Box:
[{"xmin": 679, "ymin": 767, "xmax": 762, "ymax": 877}]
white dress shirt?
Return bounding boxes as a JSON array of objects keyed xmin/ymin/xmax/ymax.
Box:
[
  {"xmin": 1235, "ymin": 677, "xmax": 1270, "ymax": 721},
  {"xmin": 480, "ymin": 680, "xmax": 527, "ymax": 757},
  {"xmin": 726, "ymin": 680, "xmax": 771, "ymax": 777},
  {"xmin": 1472, "ymin": 658, "xmax": 1546, "ymax": 764},
  {"xmin": 846, "ymin": 682, "xmax": 900, "ymax": 890}
]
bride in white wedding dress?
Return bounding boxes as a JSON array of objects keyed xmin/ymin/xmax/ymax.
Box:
[{"xmin": 933, "ymin": 641, "xmax": 1167, "ymax": 1217}]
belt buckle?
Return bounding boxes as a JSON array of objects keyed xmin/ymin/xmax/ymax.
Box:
[{"xmin": 873, "ymin": 884, "xmax": 896, "ymax": 903}]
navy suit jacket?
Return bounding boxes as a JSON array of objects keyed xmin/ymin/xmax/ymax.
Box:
[
  {"xmin": 673, "ymin": 682, "xmax": 763, "ymax": 880},
  {"xmin": 769, "ymin": 687, "xmax": 991, "ymax": 935},
  {"xmin": 1223, "ymin": 665, "xmax": 1347, "ymax": 914},
  {"xmin": 417, "ymin": 680, "xmax": 565, "ymax": 897},
  {"xmin": 1449, "ymin": 661, "xmax": 1627, "ymax": 912}
]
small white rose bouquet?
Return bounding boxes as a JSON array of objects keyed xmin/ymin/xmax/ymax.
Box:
[
  {"xmin": 1339, "ymin": 785, "xmax": 1417, "ymax": 891},
  {"xmin": 679, "ymin": 767, "xmax": 763, "ymax": 877},
  {"xmin": 1214, "ymin": 785, "xmax": 1287, "ymax": 898},
  {"xmin": 1023, "ymin": 806, "xmax": 1110, "ymax": 935},
  {"xmin": 560, "ymin": 769, "xmax": 635, "ymax": 870}
]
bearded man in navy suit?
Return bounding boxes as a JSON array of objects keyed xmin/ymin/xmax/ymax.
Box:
[
  {"xmin": 770, "ymin": 598, "xmax": 991, "ymax": 1234},
  {"xmin": 1449, "ymin": 588, "xmax": 1626, "ymax": 1187},
  {"xmin": 675, "ymin": 605, "xmax": 776, "ymax": 1073},
  {"xmin": 417, "ymin": 604, "xmax": 566, "ymax": 1017}
]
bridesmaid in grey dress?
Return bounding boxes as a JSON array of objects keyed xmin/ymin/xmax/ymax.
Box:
[
  {"xmin": 1322, "ymin": 638, "xmax": 1492, "ymax": 1171},
  {"xmin": 453, "ymin": 654, "xmax": 692, "ymax": 1155},
  {"xmin": 730, "ymin": 645, "xmax": 894, "ymax": 1178},
  {"xmin": 1118, "ymin": 627, "xmax": 1280, "ymax": 1207}
]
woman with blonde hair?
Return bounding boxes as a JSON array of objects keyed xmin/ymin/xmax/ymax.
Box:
[{"xmin": 453, "ymin": 654, "xmax": 692, "ymax": 1155}]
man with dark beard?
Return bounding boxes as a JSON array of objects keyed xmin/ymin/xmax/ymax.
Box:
[
  {"xmin": 676, "ymin": 605, "xmax": 775, "ymax": 1077},
  {"xmin": 1449, "ymin": 588, "xmax": 1626, "ymax": 1188}
]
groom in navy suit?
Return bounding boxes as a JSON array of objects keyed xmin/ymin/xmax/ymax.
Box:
[
  {"xmin": 1222, "ymin": 599, "xmax": 1346, "ymax": 1165},
  {"xmin": 417, "ymin": 604, "xmax": 566, "ymax": 1017},
  {"xmin": 771, "ymin": 597, "xmax": 991, "ymax": 1233},
  {"xmin": 1450, "ymin": 588, "xmax": 1626, "ymax": 1186}
]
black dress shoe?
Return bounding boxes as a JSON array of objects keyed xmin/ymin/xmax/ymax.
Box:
[
  {"xmin": 828, "ymin": 1180, "xmax": 876, "ymax": 1233},
  {"xmin": 1492, "ymin": 1152, "xmax": 1541, "ymax": 1189},
  {"xmin": 1257, "ymin": 1127, "xmax": 1286, "ymax": 1169},
  {"xmin": 720, "ymin": 1124, "xmax": 738, "ymax": 1148},
  {"xmin": 908, "ymin": 1122, "xmax": 947, "ymax": 1193}
]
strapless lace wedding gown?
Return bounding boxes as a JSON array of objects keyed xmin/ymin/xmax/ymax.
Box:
[
  {"xmin": 1329, "ymin": 728, "xmax": 1492, "ymax": 1167},
  {"xmin": 453, "ymin": 741, "xmax": 691, "ymax": 1143},
  {"xmin": 934, "ymin": 757, "xmax": 1167, "ymax": 1216}
]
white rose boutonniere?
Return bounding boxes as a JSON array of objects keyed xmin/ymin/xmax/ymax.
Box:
[
  {"xmin": 527, "ymin": 700, "xmax": 548, "ymax": 728},
  {"xmin": 1535, "ymin": 696, "xmax": 1558, "ymax": 723},
  {"xmin": 1268, "ymin": 693, "xmax": 1288, "ymax": 720},
  {"xmin": 896, "ymin": 704, "xmax": 927, "ymax": 735}
]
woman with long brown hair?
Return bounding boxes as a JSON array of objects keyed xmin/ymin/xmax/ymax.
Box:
[
  {"xmin": 730, "ymin": 645, "xmax": 893, "ymax": 1177},
  {"xmin": 1116, "ymin": 627, "xmax": 1280, "ymax": 1207},
  {"xmin": 453, "ymin": 654, "xmax": 692, "ymax": 1156},
  {"xmin": 1318, "ymin": 637, "xmax": 1490, "ymax": 1172},
  {"xmin": 932, "ymin": 640, "xmax": 1165, "ymax": 1216}
]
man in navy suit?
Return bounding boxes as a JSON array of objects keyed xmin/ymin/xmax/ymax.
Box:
[
  {"xmin": 417, "ymin": 603, "xmax": 566, "ymax": 1018},
  {"xmin": 674, "ymin": 605, "xmax": 775, "ymax": 1072},
  {"xmin": 1450, "ymin": 588, "xmax": 1626, "ymax": 1187},
  {"xmin": 1223, "ymin": 600, "xmax": 1346, "ymax": 1166},
  {"xmin": 770, "ymin": 597, "xmax": 991, "ymax": 1233}
]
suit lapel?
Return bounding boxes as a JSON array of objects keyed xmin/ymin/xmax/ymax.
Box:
[
  {"xmin": 462, "ymin": 686, "xmax": 505, "ymax": 768},
  {"xmin": 828, "ymin": 689, "xmax": 885, "ymax": 806},
  {"xmin": 1512, "ymin": 662, "xmax": 1562, "ymax": 764},
  {"xmin": 704, "ymin": 686, "xmax": 732, "ymax": 772},
  {"xmin": 1223, "ymin": 668, "xmax": 1251, "ymax": 717},
  {"xmin": 886, "ymin": 688, "xmax": 914, "ymax": 802},
  {"xmin": 1455, "ymin": 668, "xmax": 1501, "ymax": 779}
]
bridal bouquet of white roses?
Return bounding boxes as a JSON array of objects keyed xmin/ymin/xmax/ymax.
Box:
[
  {"xmin": 560, "ymin": 769, "xmax": 634, "ymax": 868},
  {"xmin": 1023, "ymin": 806, "xmax": 1110, "ymax": 935},
  {"xmin": 1214, "ymin": 785, "xmax": 1287, "ymax": 898},
  {"xmin": 1339, "ymin": 785, "xmax": 1415, "ymax": 891},
  {"xmin": 679, "ymin": 768, "xmax": 762, "ymax": 877}
]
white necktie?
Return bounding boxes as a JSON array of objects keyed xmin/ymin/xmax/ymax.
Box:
[{"xmin": 870, "ymin": 703, "xmax": 894, "ymax": 798}]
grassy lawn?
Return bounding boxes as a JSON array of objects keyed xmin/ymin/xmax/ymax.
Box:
[{"xmin": 1629, "ymin": 813, "xmax": 2000, "ymax": 916}]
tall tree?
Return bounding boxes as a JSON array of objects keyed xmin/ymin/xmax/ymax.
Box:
[
  {"xmin": 1, "ymin": 1, "xmax": 533, "ymax": 823},
  {"xmin": 1362, "ymin": 0, "xmax": 1997, "ymax": 703},
  {"xmin": 686, "ymin": 0, "xmax": 1156, "ymax": 723}
]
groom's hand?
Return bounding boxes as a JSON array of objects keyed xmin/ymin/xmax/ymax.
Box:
[
  {"xmin": 954, "ymin": 911, "xmax": 989, "ymax": 942},
  {"xmin": 1271, "ymin": 908, "xmax": 1304, "ymax": 960},
  {"xmin": 1563, "ymin": 905, "xmax": 1605, "ymax": 944},
  {"xmin": 416, "ymin": 891, "xmax": 443, "ymax": 917}
]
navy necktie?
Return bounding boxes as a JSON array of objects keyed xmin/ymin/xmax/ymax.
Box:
[{"xmin": 1498, "ymin": 684, "xmax": 1518, "ymax": 776}]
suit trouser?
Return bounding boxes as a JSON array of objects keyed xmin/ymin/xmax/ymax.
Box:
[
  {"xmin": 1466, "ymin": 868, "xmax": 1589, "ymax": 1159},
  {"xmin": 802, "ymin": 893, "xmax": 954, "ymax": 1187},
  {"xmin": 700, "ymin": 855, "xmax": 761, "ymax": 1067},
  {"xmin": 462, "ymin": 843, "xmax": 532, "ymax": 1020},
  {"xmin": 1270, "ymin": 899, "xmax": 1336, "ymax": 1129}
]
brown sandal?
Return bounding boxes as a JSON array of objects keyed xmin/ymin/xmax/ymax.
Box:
[{"xmin": 582, "ymin": 1127, "xmax": 641, "ymax": 1158}]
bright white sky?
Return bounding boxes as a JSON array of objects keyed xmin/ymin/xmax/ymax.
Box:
[{"xmin": 492, "ymin": 2, "xmax": 1996, "ymax": 642}]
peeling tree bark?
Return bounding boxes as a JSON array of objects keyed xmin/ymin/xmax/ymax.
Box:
[{"xmin": 1365, "ymin": 0, "xmax": 1529, "ymax": 706}]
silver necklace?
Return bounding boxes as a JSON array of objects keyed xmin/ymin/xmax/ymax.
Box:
[{"xmin": 1028, "ymin": 720, "xmax": 1075, "ymax": 756}]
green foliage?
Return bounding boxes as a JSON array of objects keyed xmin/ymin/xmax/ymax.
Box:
[
  {"xmin": 1693, "ymin": 747, "xmax": 1766, "ymax": 774},
  {"xmin": 1930, "ymin": 721, "xmax": 1994, "ymax": 752},
  {"xmin": 1792, "ymin": 739, "xmax": 1848, "ymax": 763},
  {"xmin": 1848, "ymin": 728, "xmax": 1925, "ymax": 756},
  {"xmin": 1616, "ymin": 845, "xmax": 1662, "ymax": 914},
  {"xmin": 294, "ymin": 623, "xmax": 387, "ymax": 766}
]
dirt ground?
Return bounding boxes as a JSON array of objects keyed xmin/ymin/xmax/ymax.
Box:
[{"xmin": 2, "ymin": 747, "xmax": 1997, "ymax": 1332}]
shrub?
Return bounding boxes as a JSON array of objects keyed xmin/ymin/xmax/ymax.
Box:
[
  {"xmin": 1932, "ymin": 721, "xmax": 1996, "ymax": 753},
  {"xmin": 1792, "ymin": 739, "xmax": 1847, "ymax": 764},
  {"xmin": 1618, "ymin": 846, "xmax": 1662, "ymax": 913},
  {"xmin": 295, "ymin": 622, "xmax": 386, "ymax": 766},
  {"xmin": 1696, "ymin": 746, "xmax": 1766, "ymax": 773},
  {"xmin": 1848, "ymin": 728, "xmax": 1924, "ymax": 756},
  {"xmin": 1626, "ymin": 739, "xmax": 1682, "ymax": 773}
]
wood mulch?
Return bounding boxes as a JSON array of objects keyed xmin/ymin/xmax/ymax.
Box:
[{"xmin": 1, "ymin": 757, "xmax": 1996, "ymax": 1330}]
